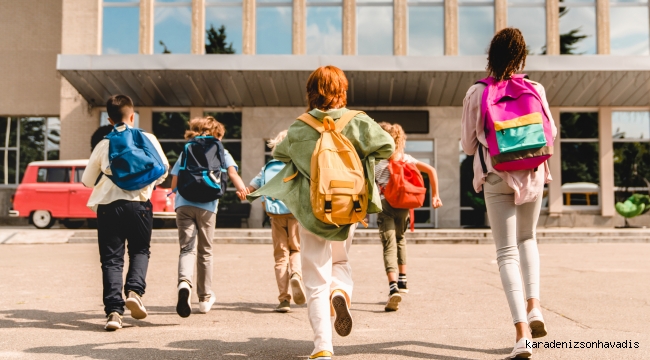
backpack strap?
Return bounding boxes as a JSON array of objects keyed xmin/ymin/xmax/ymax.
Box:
[
  {"xmin": 297, "ymin": 110, "xmax": 364, "ymax": 133},
  {"xmin": 478, "ymin": 145, "xmax": 488, "ymax": 175},
  {"xmin": 334, "ymin": 110, "xmax": 363, "ymax": 131},
  {"xmin": 297, "ymin": 113, "xmax": 325, "ymax": 133}
]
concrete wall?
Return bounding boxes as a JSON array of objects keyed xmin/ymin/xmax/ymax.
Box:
[
  {"xmin": 0, "ymin": 0, "xmax": 62, "ymax": 116},
  {"xmin": 59, "ymin": 0, "xmax": 101, "ymax": 160}
]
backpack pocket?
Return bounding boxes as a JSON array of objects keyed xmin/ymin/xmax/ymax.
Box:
[{"xmin": 494, "ymin": 112, "xmax": 547, "ymax": 154}]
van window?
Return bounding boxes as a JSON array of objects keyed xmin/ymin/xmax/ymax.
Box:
[
  {"xmin": 37, "ymin": 167, "xmax": 71, "ymax": 183},
  {"xmin": 74, "ymin": 168, "xmax": 85, "ymax": 183}
]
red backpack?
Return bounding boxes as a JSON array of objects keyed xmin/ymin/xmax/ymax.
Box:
[{"xmin": 381, "ymin": 160, "xmax": 427, "ymax": 231}]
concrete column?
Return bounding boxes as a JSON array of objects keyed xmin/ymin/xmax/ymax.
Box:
[
  {"xmin": 444, "ymin": 0, "xmax": 458, "ymax": 56},
  {"xmin": 596, "ymin": 0, "xmax": 610, "ymax": 55},
  {"xmin": 343, "ymin": 0, "xmax": 356, "ymax": 55},
  {"xmin": 293, "ymin": 0, "xmax": 306, "ymax": 54},
  {"xmin": 137, "ymin": 107, "xmax": 153, "ymax": 132},
  {"xmin": 60, "ymin": 0, "xmax": 102, "ymax": 159},
  {"xmin": 548, "ymin": 107, "xmax": 563, "ymax": 214},
  {"xmin": 191, "ymin": 0, "xmax": 206, "ymax": 54},
  {"xmin": 394, "ymin": 0, "xmax": 407, "ymax": 55},
  {"xmin": 546, "ymin": 0, "xmax": 559, "ymax": 55},
  {"xmin": 599, "ymin": 107, "xmax": 615, "ymax": 217},
  {"xmin": 430, "ymin": 107, "xmax": 461, "ymax": 228},
  {"xmin": 494, "ymin": 0, "xmax": 507, "ymax": 33},
  {"xmin": 190, "ymin": 107, "xmax": 203, "ymax": 120},
  {"xmin": 242, "ymin": 0, "xmax": 256, "ymax": 54},
  {"xmin": 140, "ymin": 0, "xmax": 154, "ymax": 54}
]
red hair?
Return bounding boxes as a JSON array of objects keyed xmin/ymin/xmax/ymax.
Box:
[{"xmin": 306, "ymin": 65, "xmax": 348, "ymax": 111}]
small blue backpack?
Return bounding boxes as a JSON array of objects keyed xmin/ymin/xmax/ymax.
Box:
[
  {"xmin": 262, "ymin": 160, "xmax": 291, "ymax": 215},
  {"xmin": 104, "ymin": 124, "xmax": 167, "ymax": 191}
]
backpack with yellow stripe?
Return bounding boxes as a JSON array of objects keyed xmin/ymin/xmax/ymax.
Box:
[{"xmin": 297, "ymin": 110, "xmax": 368, "ymax": 228}]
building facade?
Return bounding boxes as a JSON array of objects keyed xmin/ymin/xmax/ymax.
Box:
[{"xmin": 2, "ymin": 0, "xmax": 650, "ymax": 228}]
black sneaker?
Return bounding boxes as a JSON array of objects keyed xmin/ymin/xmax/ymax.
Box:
[
  {"xmin": 398, "ymin": 281, "xmax": 409, "ymax": 294},
  {"xmin": 176, "ymin": 281, "xmax": 192, "ymax": 318},
  {"xmin": 384, "ymin": 293, "xmax": 402, "ymax": 312},
  {"xmin": 104, "ymin": 312, "xmax": 122, "ymax": 331}
]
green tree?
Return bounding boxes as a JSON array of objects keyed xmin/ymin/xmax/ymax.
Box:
[
  {"xmin": 205, "ymin": 24, "xmax": 235, "ymax": 54},
  {"xmin": 159, "ymin": 40, "xmax": 171, "ymax": 54}
]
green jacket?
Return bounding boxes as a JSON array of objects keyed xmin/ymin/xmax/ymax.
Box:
[{"xmin": 247, "ymin": 108, "xmax": 395, "ymax": 240}]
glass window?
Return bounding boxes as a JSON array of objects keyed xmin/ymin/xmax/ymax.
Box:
[
  {"xmin": 559, "ymin": 0, "xmax": 597, "ymax": 55},
  {"xmin": 102, "ymin": 1, "xmax": 140, "ymax": 54},
  {"xmin": 0, "ymin": 117, "xmax": 60, "ymax": 185},
  {"xmin": 206, "ymin": 0, "xmax": 242, "ymax": 54},
  {"xmin": 458, "ymin": 1, "xmax": 494, "ymax": 55},
  {"xmin": 153, "ymin": 111, "xmax": 190, "ymax": 165},
  {"xmin": 154, "ymin": 1, "xmax": 192, "ymax": 54},
  {"xmin": 560, "ymin": 112, "xmax": 600, "ymax": 207},
  {"xmin": 610, "ymin": 1, "xmax": 650, "ymax": 55},
  {"xmin": 306, "ymin": 5, "xmax": 343, "ymax": 55},
  {"xmin": 74, "ymin": 168, "xmax": 85, "ymax": 183},
  {"xmin": 508, "ymin": 2, "xmax": 546, "ymax": 55},
  {"xmin": 357, "ymin": 1, "xmax": 393, "ymax": 55},
  {"xmin": 612, "ymin": 111, "xmax": 650, "ymax": 203},
  {"xmin": 408, "ymin": 1, "xmax": 444, "ymax": 56},
  {"xmin": 37, "ymin": 168, "xmax": 71, "ymax": 183},
  {"xmin": 257, "ymin": 0, "xmax": 292, "ymax": 54}
]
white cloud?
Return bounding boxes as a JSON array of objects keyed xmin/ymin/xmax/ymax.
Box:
[
  {"xmin": 154, "ymin": 7, "xmax": 192, "ymax": 26},
  {"xmin": 357, "ymin": 6, "xmax": 393, "ymax": 55},
  {"xmin": 306, "ymin": 8, "xmax": 342, "ymax": 55}
]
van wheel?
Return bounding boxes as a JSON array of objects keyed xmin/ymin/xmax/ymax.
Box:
[
  {"xmin": 61, "ymin": 219, "xmax": 85, "ymax": 229},
  {"xmin": 31, "ymin": 210, "xmax": 55, "ymax": 229}
]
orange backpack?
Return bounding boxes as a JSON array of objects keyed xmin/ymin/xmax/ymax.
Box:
[{"xmin": 381, "ymin": 159, "xmax": 426, "ymax": 231}]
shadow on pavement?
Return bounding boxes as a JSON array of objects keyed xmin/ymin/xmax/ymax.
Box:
[
  {"xmin": 24, "ymin": 338, "xmax": 511, "ymax": 359},
  {"xmin": 0, "ymin": 309, "xmax": 176, "ymax": 332}
]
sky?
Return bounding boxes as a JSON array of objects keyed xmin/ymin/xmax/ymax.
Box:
[{"xmin": 101, "ymin": 1, "xmax": 650, "ymax": 56}]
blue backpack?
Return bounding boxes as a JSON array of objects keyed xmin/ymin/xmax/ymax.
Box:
[
  {"xmin": 262, "ymin": 160, "xmax": 291, "ymax": 215},
  {"xmin": 104, "ymin": 124, "xmax": 167, "ymax": 191},
  {"xmin": 177, "ymin": 136, "xmax": 228, "ymax": 202}
]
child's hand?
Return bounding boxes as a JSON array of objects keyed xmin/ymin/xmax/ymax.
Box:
[
  {"xmin": 432, "ymin": 196, "xmax": 443, "ymax": 208},
  {"xmin": 236, "ymin": 191, "xmax": 247, "ymax": 201}
]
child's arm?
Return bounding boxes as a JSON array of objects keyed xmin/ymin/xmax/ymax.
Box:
[
  {"xmin": 81, "ymin": 141, "xmax": 105, "ymax": 188},
  {"xmin": 415, "ymin": 161, "xmax": 443, "ymax": 209},
  {"xmin": 171, "ymin": 175, "xmax": 177, "ymax": 190},
  {"xmin": 229, "ymin": 166, "xmax": 249, "ymax": 200}
]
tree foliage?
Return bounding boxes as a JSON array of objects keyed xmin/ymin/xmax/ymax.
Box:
[{"xmin": 205, "ymin": 25, "xmax": 235, "ymax": 54}]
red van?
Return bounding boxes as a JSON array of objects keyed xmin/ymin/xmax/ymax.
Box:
[{"xmin": 9, "ymin": 160, "xmax": 175, "ymax": 229}]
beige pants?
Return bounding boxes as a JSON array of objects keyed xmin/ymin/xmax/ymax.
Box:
[
  {"xmin": 176, "ymin": 206, "xmax": 216, "ymax": 302},
  {"xmin": 484, "ymin": 173, "xmax": 542, "ymax": 324},
  {"xmin": 271, "ymin": 216, "xmax": 302, "ymax": 302},
  {"xmin": 300, "ymin": 224, "xmax": 356, "ymax": 355}
]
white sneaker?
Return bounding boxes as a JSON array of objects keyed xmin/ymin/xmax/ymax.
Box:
[
  {"xmin": 290, "ymin": 273, "xmax": 306, "ymax": 305},
  {"xmin": 176, "ymin": 281, "xmax": 192, "ymax": 318},
  {"xmin": 198, "ymin": 291, "xmax": 216, "ymax": 313},
  {"xmin": 509, "ymin": 337, "xmax": 533, "ymax": 359},
  {"xmin": 527, "ymin": 308, "xmax": 548, "ymax": 338}
]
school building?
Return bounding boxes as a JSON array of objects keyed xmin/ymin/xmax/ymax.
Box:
[{"xmin": 2, "ymin": 0, "xmax": 650, "ymax": 228}]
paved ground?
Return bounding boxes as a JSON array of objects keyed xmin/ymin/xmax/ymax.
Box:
[{"xmin": 0, "ymin": 242, "xmax": 648, "ymax": 359}]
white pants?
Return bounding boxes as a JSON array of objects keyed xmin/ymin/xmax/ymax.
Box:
[
  {"xmin": 484, "ymin": 173, "xmax": 542, "ymax": 325},
  {"xmin": 300, "ymin": 224, "xmax": 356, "ymax": 355}
]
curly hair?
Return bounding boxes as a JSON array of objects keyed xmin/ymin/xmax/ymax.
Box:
[
  {"xmin": 486, "ymin": 28, "xmax": 527, "ymax": 82},
  {"xmin": 267, "ymin": 130, "xmax": 288, "ymax": 154},
  {"xmin": 306, "ymin": 65, "xmax": 348, "ymax": 111},
  {"xmin": 184, "ymin": 116, "xmax": 225, "ymax": 140},
  {"xmin": 378, "ymin": 122, "xmax": 406, "ymax": 154}
]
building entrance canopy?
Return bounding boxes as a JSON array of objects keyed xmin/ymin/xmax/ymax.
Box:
[{"xmin": 57, "ymin": 55, "xmax": 650, "ymax": 108}]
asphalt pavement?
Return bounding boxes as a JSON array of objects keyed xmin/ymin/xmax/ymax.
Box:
[{"xmin": 0, "ymin": 242, "xmax": 648, "ymax": 359}]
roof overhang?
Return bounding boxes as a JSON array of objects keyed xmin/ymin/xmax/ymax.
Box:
[{"xmin": 57, "ymin": 55, "xmax": 650, "ymax": 108}]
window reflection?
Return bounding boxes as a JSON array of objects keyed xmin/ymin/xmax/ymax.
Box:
[
  {"xmin": 154, "ymin": 1, "xmax": 192, "ymax": 54},
  {"xmin": 559, "ymin": 0, "xmax": 596, "ymax": 55},
  {"xmin": 102, "ymin": 1, "xmax": 140, "ymax": 54},
  {"xmin": 206, "ymin": 1, "xmax": 242, "ymax": 54},
  {"xmin": 508, "ymin": 6, "xmax": 545, "ymax": 55},
  {"xmin": 613, "ymin": 112, "xmax": 650, "ymax": 140},
  {"xmin": 357, "ymin": 4, "xmax": 393, "ymax": 55},
  {"xmin": 610, "ymin": 2, "xmax": 649, "ymax": 55},
  {"xmin": 257, "ymin": 0, "xmax": 292, "ymax": 54},
  {"xmin": 307, "ymin": 6, "xmax": 342, "ymax": 55},
  {"xmin": 458, "ymin": 3, "xmax": 494, "ymax": 55},
  {"xmin": 408, "ymin": 4, "xmax": 444, "ymax": 56},
  {"xmin": 560, "ymin": 112, "xmax": 600, "ymax": 207}
]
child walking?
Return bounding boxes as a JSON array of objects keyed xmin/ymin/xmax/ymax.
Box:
[
  {"xmin": 375, "ymin": 122, "xmax": 442, "ymax": 312},
  {"xmin": 241, "ymin": 130, "xmax": 306, "ymax": 313},
  {"xmin": 461, "ymin": 28, "xmax": 555, "ymax": 358},
  {"xmin": 170, "ymin": 116, "xmax": 248, "ymax": 317},
  {"xmin": 82, "ymin": 95, "xmax": 169, "ymax": 331},
  {"xmin": 248, "ymin": 66, "xmax": 394, "ymax": 360}
]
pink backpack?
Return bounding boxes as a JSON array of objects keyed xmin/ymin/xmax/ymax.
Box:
[{"xmin": 477, "ymin": 74, "xmax": 554, "ymax": 172}]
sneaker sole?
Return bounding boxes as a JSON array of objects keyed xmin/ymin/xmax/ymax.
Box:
[
  {"xmin": 176, "ymin": 288, "xmax": 192, "ymax": 318},
  {"xmin": 125, "ymin": 298, "xmax": 147, "ymax": 320},
  {"xmin": 530, "ymin": 320, "xmax": 547, "ymax": 338},
  {"xmin": 274, "ymin": 307, "xmax": 290, "ymax": 313},
  {"xmin": 398, "ymin": 288, "xmax": 409, "ymax": 294},
  {"xmin": 332, "ymin": 295, "xmax": 353, "ymax": 337},
  {"xmin": 511, "ymin": 351, "xmax": 532, "ymax": 359},
  {"xmin": 384, "ymin": 294, "xmax": 402, "ymax": 312},
  {"xmin": 290, "ymin": 278, "xmax": 306, "ymax": 305},
  {"xmin": 104, "ymin": 321, "xmax": 122, "ymax": 331}
]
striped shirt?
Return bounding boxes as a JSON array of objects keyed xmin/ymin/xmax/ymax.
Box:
[{"xmin": 375, "ymin": 154, "xmax": 419, "ymax": 197}]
